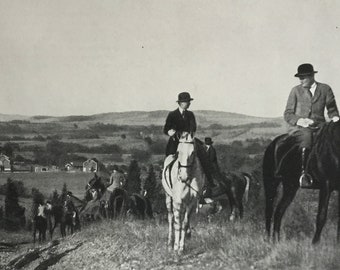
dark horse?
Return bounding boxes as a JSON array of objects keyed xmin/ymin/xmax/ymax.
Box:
[
  {"xmin": 60, "ymin": 198, "xmax": 79, "ymax": 237},
  {"xmin": 109, "ymin": 188, "xmax": 129, "ymax": 219},
  {"xmin": 222, "ymin": 172, "xmax": 251, "ymax": 220},
  {"xmin": 263, "ymin": 121, "xmax": 340, "ymax": 243},
  {"xmin": 207, "ymin": 172, "xmax": 251, "ymax": 220},
  {"xmin": 49, "ymin": 195, "xmax": 82, "ymax": 238},
  {"xmin": 127, "ymin": 193, "xmax": 153, "ymax": 220},
  {"xmin": 33, "ymin": 204, "xmax": 48, "ymax": 243}
]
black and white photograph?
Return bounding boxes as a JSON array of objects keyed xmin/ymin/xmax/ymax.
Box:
[{"xmin": 1, "ymin": 1, "xmax": 340, "ymax": 269}]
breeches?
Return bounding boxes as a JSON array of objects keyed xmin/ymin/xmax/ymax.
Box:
[
  {"xmin": 165, "ymin": 138, "xmax": 179, "ymax": 156},
  {"xmin": 292, "ymin": 128, "xmax": 314, "ymax": 149}
]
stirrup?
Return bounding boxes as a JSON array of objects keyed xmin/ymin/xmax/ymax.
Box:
[
  {"xmin": 299, "ymin": 171, "xmax": 313, "ymax": 188},
  {"xmin": 202, "ymin": 186, "xmax": 213, "ymax": 199}
]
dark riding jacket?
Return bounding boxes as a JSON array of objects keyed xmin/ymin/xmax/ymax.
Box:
[
  {"xmin": 163, "ymin": 108, "xmax": 197, "ymax": 156},
  {"xmin": 284, "ymin": 82, "xmax": 339, "ymax": 131}
]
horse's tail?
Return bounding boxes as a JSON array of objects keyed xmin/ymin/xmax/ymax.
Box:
[
  {"xmin": 242, "ymin": 172, "xmax": 251, "ymax": 204},
  {"xmin": 263, "ymin": 139, "xmax": 281, "ymax": 237}
]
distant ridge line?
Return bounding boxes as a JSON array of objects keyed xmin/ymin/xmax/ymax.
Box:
[{"xmin": 0, "ymin": 110, "xmax": 276, "ymax": 120}]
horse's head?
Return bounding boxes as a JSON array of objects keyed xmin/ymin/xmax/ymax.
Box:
[
  {"xmin": 177, "ymin": 132, "xmax": 195, "ymax": 182},
  {"xmin": 45, "ymin": 201, "xmax": 52, "ymax": 212},
  {"xmin": 111, "ymin": 170, "xmax": 126, "ymax": 189},
  {"xmin": 85, "ymin": 174, "xmax": 104, "ymax": 199},
  {"xmin": 90, "ymin": 189, "xmax": 98, "ymax": 201},
  {"xmin": 86, "ymin": 174, "xmax": 99, "ymax": 190}
]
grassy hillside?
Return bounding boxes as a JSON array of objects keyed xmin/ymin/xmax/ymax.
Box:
[
  {"xmin": 1, "ymin": 168, "xmax": 340, "ymax": 269},
  {"xmin": 1, "ymin": 210, "xmax": 339, "ymax": 270}
]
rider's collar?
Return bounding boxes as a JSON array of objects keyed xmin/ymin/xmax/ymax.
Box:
[
  {"xmin": 178, "ymin": 107, "xmax": 186, "ymax": 114},
  {"xmin": 309, "ymin": 82, "xmax": 317, "ymax": 96}
]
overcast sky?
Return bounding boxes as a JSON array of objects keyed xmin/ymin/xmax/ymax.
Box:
[{"xmin": 1, "ymin": 0, "xmax": 340, "ymax": 117}]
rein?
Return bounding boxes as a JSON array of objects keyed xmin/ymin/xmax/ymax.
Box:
[
  {"xmin": 178, "ymin": 162, "xmax": 194, "ymax": 169},
  {"xmin": 176, "ymin": 144, "xmax": 202, "ymax": 198}
]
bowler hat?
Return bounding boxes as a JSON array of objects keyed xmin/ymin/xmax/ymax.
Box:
[
  {"xmin": 204, "ymin": 137, "xmax": 213, "ymax": 145},
  {"xmin": 294, "ymin": 63, "xmax": 318, "ymax": 77},
  {"xmin": 177, "ymin": 92, "xmax": 193, "ymax": 102}
]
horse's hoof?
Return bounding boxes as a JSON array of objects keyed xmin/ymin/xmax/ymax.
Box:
[
  {"xmin": 174, "ymin": 254, "xmax": 181, "ymax": 263},
  {"xmin": 178, "ymin": 249, "xmax": 184, "ymax": 256},
  {"xmin": 312, "ymin": 237, "xmax": 320, "ymax": 245}
]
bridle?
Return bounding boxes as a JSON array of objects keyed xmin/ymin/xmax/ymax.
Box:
[
  {"xmin": 177, "ymin": 141, "xmax": 196, "ymax": 182},
  {"xmin": 177, "ymin": 141, "xmax": 195, "ymax": 168}
]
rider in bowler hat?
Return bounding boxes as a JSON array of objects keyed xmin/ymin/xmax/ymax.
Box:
[
  {"xmin": 163, "ymin": 92, "xmax": 217, "ymax": 197},
  {"xmin": 284, "ymin": 63, "xmax": 340, "ymax": 187}
]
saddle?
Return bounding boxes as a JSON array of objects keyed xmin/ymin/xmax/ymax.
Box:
[{"xmin": 274, "ymin": 127, "xmax": 322, "ymax": 177}]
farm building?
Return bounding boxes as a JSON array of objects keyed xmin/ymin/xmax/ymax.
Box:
[
  {"xmin": 13, "ymin": 162, "xmax": 33, "ymax": 172},
  {"xmin": 83, "ymin": 159, "xmax": 97, "ymax": 173},
  {"xmin": 34, "ymin": 165, "xmax": 59, "ymax": 173},
  {"xmin": 0, "ymin": 154, "xmax": 11, "ymax": 172},
  {"xmin": 65, "ymin": 161, "xmax": 83, "ymax": 172}
]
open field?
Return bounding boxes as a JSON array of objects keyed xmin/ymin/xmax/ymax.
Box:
[{"xmin": 0, "ymin": 172, "xmax": 92, "ymax": 199}]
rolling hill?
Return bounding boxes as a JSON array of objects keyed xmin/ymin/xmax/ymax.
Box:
[{"xmin": 0, "ymin": 110, "xmax": 282, "ymax": 127}]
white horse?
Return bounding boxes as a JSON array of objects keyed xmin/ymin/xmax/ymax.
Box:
[{"xmin": 162, "ymin": 132, "xmax": 206, "ymax": 255}]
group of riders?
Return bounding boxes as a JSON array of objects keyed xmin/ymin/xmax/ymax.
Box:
[
  {"xmin": 164, "ymin": 63, "xmax": 340, "ymax": 197},
  {"xmin": 34, "ymin": 62, "xmax": 340, "ymax": 237}
]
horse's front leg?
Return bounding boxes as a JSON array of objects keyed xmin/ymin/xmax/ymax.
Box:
[
  {"xmin": 33, "ymin": 220, "xmax": 37, "ymax": 244},
  {"xmin": 179, "ymin": 205, "xmax": 192, "ymax": 255},
  {"xmin": 105, "ymin": 204, "xmax": 109, "ymax": 219},
  {"xmin": 312, "ymin": 185, "xmax": 331, "ymax": 244},
  {"xmin": 47, "ymin": 217, "xmax": 54, "ymax": 240},
  {"xmin": 338, "ymin": 190, "xmax": 340, "ymax": 242},
  {"xmin": 165, "ymin": 195, "xmax": 174, "ymax": 249},
  {"xmin": 61, "ymin": 222, "xmax": 66, "ymax": 238},
  {"xmin": 42, "ymin": 229, "xmax": 46, "ymax": 242},
  {"xmin": 173, "ymin": 200, "xmax": 183, "ymax": 253},
  {"xmin": 229, "ymin": 208, "xmax": 236, "ymax": 221}
]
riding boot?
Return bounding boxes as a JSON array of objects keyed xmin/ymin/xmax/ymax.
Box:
[
  {"xmin": 299, "ymin": 147, "xmax": 313, "ymax": 188},
  {"xmin": 202, "ymin": 173, "xmax": 216, "ymax": 199}
]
